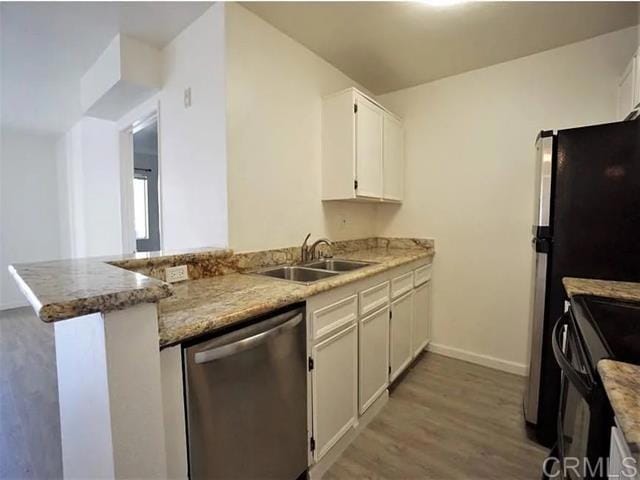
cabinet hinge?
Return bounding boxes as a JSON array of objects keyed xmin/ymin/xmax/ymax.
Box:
[
  {"xmin": 354, "ymin": 179, "xmax": 358, "ymax": 190},
  {"xmin": 388, "ymin": 365, "xmax": 392, "ymax": 375},
  {"xmin": 310, "ymin": 437, "xmax": 316, "ymax": 452},
  {"xmin": 354, "ymin": 103, "xmax": 358, "ymax": 114},
  {"xmin": 390, "ymin": 310, "xmax": 393, "ymax": 319},
  {"xmin": 308, "ymin": 356, "xmax": 314, "ymax": 371}
]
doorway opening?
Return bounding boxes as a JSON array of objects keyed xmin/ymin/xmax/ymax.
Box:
[{"xmin": 132, "ymin": 119, "xmax": 161, "ymax": 252}]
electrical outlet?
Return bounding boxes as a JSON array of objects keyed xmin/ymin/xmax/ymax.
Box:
[{"xmin": 165, "ymin": 265, "xmax": 189, "ymax": 283}]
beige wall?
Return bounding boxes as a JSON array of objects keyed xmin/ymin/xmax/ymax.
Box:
[
  {"xmin": 377, "ymin": 27, "xmax": 638, "ymax": 373},
  {"xmin": 160, "ymin": 4, "xmax": 228, "ymax": 251},
  {"xmin": 1, "ymin": 128, "xmax": 61, "ymax": 308},
  {"xmin": 225, "ymin": 3, "xmax": 377, "ymax": 251}
]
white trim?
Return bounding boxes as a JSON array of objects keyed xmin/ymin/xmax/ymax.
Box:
[
  {"xmin": 427, "ymin": 342, "xmax": 528, "ymax": 376},
  {"xmin": 117, "ymin": 98, "xmax": 163, "ymax": 254},
  {"xmin": 119, "ymin": 130, "xmax": 136, "ymax": 254},
  {"xmin": 0, "ymin": 300, "xmax": 29, "ymax": 311}
]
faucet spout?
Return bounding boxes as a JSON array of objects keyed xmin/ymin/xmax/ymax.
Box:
[{"xmin": 309, "ymin": 238, "xmax": 333, "ymax": 261}]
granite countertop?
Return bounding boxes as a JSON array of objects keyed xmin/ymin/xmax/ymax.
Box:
[
  {"xmin": 159, "ymin": 247, "xmax": 433, "ymax": 347},
  {"xmin": 598, "ymin": 359, "xmax": 640, "ymax": 454},
  {"xmin": 563, "ymin": 277, "xmax": 640, "ymax": 303},
  {"xmin": 9, "ymin": 247, "xmax": 232, "ymax": 322}
]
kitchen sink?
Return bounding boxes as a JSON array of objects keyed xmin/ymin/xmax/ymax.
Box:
[
  {"xmin": 303, "ymin": 259, "xmax": 375, "ymax": 272},
  {"xmin": 257, "ymin": 266, "xmax": 339, "ymax": 284}
]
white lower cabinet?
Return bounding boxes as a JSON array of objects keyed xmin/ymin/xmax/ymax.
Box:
[
  {"xmin": 390, "ymin": 290, "xmax": 414, "ymax": 382},
  {"xmin": 609, "ymin": 426, "xmax": 639, "ymax": 480},
  {"xmin": 308, "ymin": 260, "xmax": 433, "ymax": 472},
  {"xmin": 311, "ymin": 323, "xmax": 358, "ymax": 461},
  {"xmin": 359, "ymin": 306, "xmax": 389, "ymax": 414},
  {"xmin": 412, "ymin": 280, "xmax": 431, "ymax": 358}
]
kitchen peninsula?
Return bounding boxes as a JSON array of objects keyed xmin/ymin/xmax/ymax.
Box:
[{"xmin": 9, "ymin": 237, "xmax": 434, "ymax": 479}]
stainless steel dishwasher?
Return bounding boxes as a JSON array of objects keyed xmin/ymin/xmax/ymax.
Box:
[{"xmin": 183, "ymin": 305, "xmax": 307, "ymax": 479}]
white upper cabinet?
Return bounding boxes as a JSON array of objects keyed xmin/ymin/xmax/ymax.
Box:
[
  {"xmin": 617, "ymin": 50, "xmax": 639, "ymax": 121},
  {"xmin": 383, "ymin": 115, "xmax": 403, "ymax": 201},
  {"xmin": 322, "ymin": 87, "xmax": 404, "ymax": 202},
  {"xmin": 355, "ymin": 96, "xmax": 384, "ymax": 198}
]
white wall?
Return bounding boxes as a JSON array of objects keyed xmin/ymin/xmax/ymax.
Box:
[
  {"xmin": 57, "ymin": 117, "xmax": 122, "ymax": 258},
  {"xmin": 376, "ymin": 27, "xmax": 639, "ymax": 373},
  {"xmin": 159, "ymin": 4, "xmax": 228, "ymax": 251},
  {"xmin": 225, "ymin": 4, "xmax": 377, "ymax": 252},
  {"xmin": 1, "ymin": 128, "xmax": 61, "ymax": 308}
]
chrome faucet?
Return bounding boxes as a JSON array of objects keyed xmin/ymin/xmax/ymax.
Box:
[
  {"xmin": 300, "ymin": 234, "xmax": 333, "ymax": 263},
  {"xmin": 309, "ymin": 238, "xmax": 333, "ymax": 261}
]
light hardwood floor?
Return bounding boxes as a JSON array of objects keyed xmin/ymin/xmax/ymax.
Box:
[
  {"xmin": 0, "ymin": 307, "xmax": 545, "ymax": 480},
  {"xmin": 325, "ymin": 353, "xmax": 547, "ymax": 480}
]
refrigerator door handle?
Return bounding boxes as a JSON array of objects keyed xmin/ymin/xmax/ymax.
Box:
[{"xmin": 533, "ymin": 134, "xmax": 554, "ymax": 229}]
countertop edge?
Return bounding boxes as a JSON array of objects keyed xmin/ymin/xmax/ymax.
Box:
[
  {"xmin": 159, "ymin": 249, "xmax": 434, "ymax": 348},
  {"xmin": 563, "ymin": 277, "xmax": 640, "ymax": 303},
  {"xmin": 598, "ymin": 359, "xmax": 640, "ymax": 453},
  {"xmin": 9, "ymin": 264, "xmax": 173, "ymax": 323}
]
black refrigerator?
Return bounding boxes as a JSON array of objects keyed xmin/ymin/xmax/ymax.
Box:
[{"xmin": 523, "ymin": 118, "xmax": 640, "ymax": 447}]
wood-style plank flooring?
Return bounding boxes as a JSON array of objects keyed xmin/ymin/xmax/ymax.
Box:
[
  {"xmin": 0, "ymin": 307, "xmax": 545, "ymax": 480},
  {"xmin": 326, "ymin": 353, "xmax": 547, "ymax": 479},
  {"xmin": 0, "ymin": 307, "xmax": 62, "ymax": 480}
]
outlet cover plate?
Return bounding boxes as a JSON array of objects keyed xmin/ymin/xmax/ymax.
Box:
[{"xmin": 166, "ymin": 265, "xmax": 189, "ymax": 283}]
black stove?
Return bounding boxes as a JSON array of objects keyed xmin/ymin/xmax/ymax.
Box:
[
  {"xmin": 547, "ymin": 295, "xmax": 640, "ymax": 480},
  {"xmin": 574, "ymin": 296, "xmax": 640, "ymax": 367}
]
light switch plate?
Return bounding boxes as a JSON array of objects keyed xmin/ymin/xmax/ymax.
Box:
[{"xmin": 166, "ymin": 265, "xmax": 189, "ymax": 283}]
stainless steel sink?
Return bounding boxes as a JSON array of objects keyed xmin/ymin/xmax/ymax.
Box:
[
  {"xmin": 303, "ymin": 259, "xmax": 374, "ymax": 272},
  {"xmin": 257, "ymin": 266, "xmax": 339, "ymax": 284}
]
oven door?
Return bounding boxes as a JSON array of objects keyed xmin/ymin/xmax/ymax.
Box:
[{"xmin": 552, "ymin": 312, "xmax": 596, "ymax": 480}]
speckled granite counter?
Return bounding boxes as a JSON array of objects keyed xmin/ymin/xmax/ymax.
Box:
[
  {"xmin": 598, "ymin": 360, "xmax": 640, "ymax": 454},
  {"xmin": 9, "ymin": 247, "xmax": 232, "ymax": 322},
  {"xmin": 159, "ymin": 247, "xmax": 434, "ymax": 347},
  {"xmin": 9, "ymin": 238, "xmax": 434, "ymax": 346},
  {"xmin": 563, "ymin": 277, "xmax": 640, "ymax": 303}
]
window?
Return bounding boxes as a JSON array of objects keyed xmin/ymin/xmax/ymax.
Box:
[{"xmin": 134, "ymin": 175, "xmax": 149, "ymax": 240}]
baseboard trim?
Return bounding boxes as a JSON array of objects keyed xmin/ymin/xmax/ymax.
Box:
[
  {"xmin": 0, "ymin": 300, "xmax": 28, "ymax": 311},
  {"xmin": 428, "ymin": 343, "xmax": 527, "ymax": 376}
]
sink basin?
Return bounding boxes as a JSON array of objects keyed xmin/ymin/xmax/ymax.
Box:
[
  {"xmin": 304, "ymin": 259, "xmax": 375, "ymax": 272},
  {"xmin": 257, "ymin": 266, "xmax": 339, "ymax": 284}
]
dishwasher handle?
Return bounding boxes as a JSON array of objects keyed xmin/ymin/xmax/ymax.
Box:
[{"xmin": 194, "ymin": 310, "xmax": 303, "ymax": 364}]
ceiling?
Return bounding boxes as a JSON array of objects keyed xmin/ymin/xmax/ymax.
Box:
[
  {"xmin": 1, "ymin": 2, "xmax": 212, "ymax": 135},
  {"xmin": 244, "ymin": 1, "xmax": 639, "ymax": 94}
]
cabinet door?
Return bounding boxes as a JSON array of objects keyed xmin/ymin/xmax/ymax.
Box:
[
  {"xmin": 383, "ymin": 114, "xmax": 403, "ymax": 201},
  {"xmin": 412, "ymin": 281, "xmax": 431, "ymax": 358},
  {"xmin": 355, "ymin": 96, "xmax": 383, "ymax": 199},
  {"xmin": 311, "ymin": 323, "xmax": 358, "ymax": 461},
  {"xmin": 390, "ymin": 291, "xmax": 413, "ymax": 382},
  {"xmin": 609, "ymin": 427, "xmax": 638, "ymax": 479},
  {"xmin": 618, "ymin": 56, "xmax": 636, "ymax": 120},
  {"xmin": 359, "ymin": 306, "xmax": 389, "ymax": 414}
]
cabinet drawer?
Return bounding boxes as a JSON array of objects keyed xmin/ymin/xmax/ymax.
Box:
[
  {"xmin": 312, "ymin": 294, "xmax": 358, "ymax": 340},
  {"xmin": 391, "ymin": 271, "xmax": 414, "ymax": 299},
  {"xmin": 414, "ymin": 264, "xmax": 432, "ymax": 287},
  {"xmin": 359, "ymin": 281, "xmax": 390, "ymax": 316}
]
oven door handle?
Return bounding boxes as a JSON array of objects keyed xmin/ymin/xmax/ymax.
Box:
[{"xmin": 551, "ymin": 313, "xmax": 593, "ymax": 400}]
